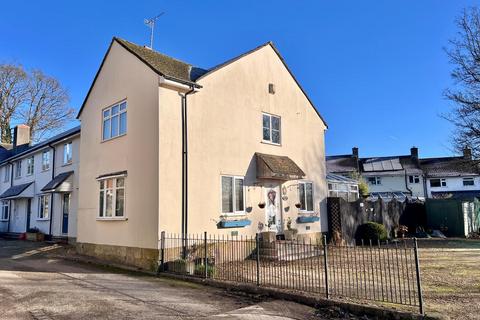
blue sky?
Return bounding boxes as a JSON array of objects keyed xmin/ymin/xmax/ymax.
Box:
[{"xmin": 1, "ymin": 1, "xmax": 478, "ymax": 157}]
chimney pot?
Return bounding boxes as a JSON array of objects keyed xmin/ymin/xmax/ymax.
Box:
[{"xmin": 352, "ymin": 147, "xmax": 359, "ymax": 159}]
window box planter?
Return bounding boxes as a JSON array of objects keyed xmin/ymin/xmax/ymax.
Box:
[
  {"xmin": 284, "ymin": 229, "xmax": 298, "ymax": 241},
  {"xmin": 296, "ymin": 216, "xmax": 320, "ymax": 224},
  {"xmin": 217, "ymin": 219, "xmax": 251, "ymax": 229},
  {"xmin": 165, "ymin": 259, "xmax": 195, "ymax": 275}
]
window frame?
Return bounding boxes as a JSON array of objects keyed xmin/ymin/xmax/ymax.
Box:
[
  {"xmin": 37, "ymin": 194, "xmax": 50, "ymax": 220},
  {"xmin": 262, "ymin": 112, "xmax": 281, "ymax": 145},
  {"xmin": 220, "ymin": 175, "xmax": 246, "ymax": 216},
  {"xmin": 14, "ymin": 160, "xmax": 21, "ymax": 179},
  {"xmin": 102, "ymin": 100, "xmax": 127, "ymax": 142},
  {"xmin": 42, "ymin": 150, "xmax": 50, "ymax": 171},
  {"xmin": 430, "ymin": 178, "xmax": 447, "ymax": 188},
  {"xmin": 3, "ymin": 165, "xmax": 10, "ymax": 183},
  {"xmin": 97, "ymin": 175, "xmax": 127, "ymax": 220},
  {"xmin": 409, "ymin": 175, "xmax": 420, "ymax": 184},
  {"xmin": 63, "ymin": 142, "xmax": 73, "ymax": 165},
  {"xmin": 26, "ymin": 156, "xmax": 34, "ymax": 176},
  {"xmin": 463, "ymin": 177, "xmax": 475, "ymax": 186},
  {"xmin": 298, "ymin": 180, "xmax": 315, "ymax": 213},
  {"xmin": 0, "ymin": 200, "xmax": 9, "ymax": 221},
  {"xmin": 367, "ymin": 176, "xmax": 381, "ymax": 185}
]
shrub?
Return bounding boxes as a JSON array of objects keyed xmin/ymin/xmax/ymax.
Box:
[
  {"xmin": 355, "ymin": 222, "xmax": 388, "ymax": 243},
  {"xmin": 194, "ymin": 264, "xmax": 215, "ymax": 277}
]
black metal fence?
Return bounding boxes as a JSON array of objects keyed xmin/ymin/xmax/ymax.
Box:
[{"xmin": 159, "ymin": 232, "xmax": 423, "ymax": 314}]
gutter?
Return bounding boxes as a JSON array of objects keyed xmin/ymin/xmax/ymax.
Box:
[
  {"xmin": 47, "ymin": 143, "xmax": 56, "ymax": 238},
  {"xmin": 404, "ymin": 170, "xmax": 413, "ymax": 196}
]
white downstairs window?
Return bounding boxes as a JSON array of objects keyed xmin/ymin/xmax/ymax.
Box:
[
  {"xmin": 298, "ymin": 181, "xmax": 314, "ymax": 213},
  {"xmin": 99, "ymin": 176, "xmax": 126, "ymax": 218},
  {"xmin": 38, "ymin": 195, "xmax": 50, "ymax": 219},
  {"xmin": 221, "ymin": 175, "xmax": 245, "ymax": 215},
  {"xmin": 367, "ymin": 176, "xmax": 381, "ymax": 185},
  {"xmin": 0, "ymin": 201, "xmax": 9, "ymax": 221}
]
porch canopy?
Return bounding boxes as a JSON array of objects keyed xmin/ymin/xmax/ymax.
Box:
[
  {"xmin": 256, "ymin": 152, "xmax": 305, "ymax": 181},
  {"xmin": 41, "ymin": 171, "xmax": 74, "ymax": 193},
  {"xmin": 0, "ymin": 182, "xmax": 34, "ymax": 199}
]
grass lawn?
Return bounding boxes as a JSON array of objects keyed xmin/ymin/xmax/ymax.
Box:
[{"xmin": 418, "ymin": 239, "xmax": 480, "ymax": 320}]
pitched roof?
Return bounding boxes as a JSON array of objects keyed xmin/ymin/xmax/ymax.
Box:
[
  {"xmin": 326, "ymin": 155, "xmax": 358, "ymax": 174},
  {"xmin": 326, "ymin": 173, "xmax": 358, "ymax": 184},
  {"xmin": 77, "ymin": 38, "xmax": 328, "ymax": 128},
  {"xmin": 0, "ymin": 126, "xmax": 81, "ymax": 165},
  {"xmin": 420, "ymin": 157, "xmax": 479, "ymax": 177},
  {"xmin": 256, "ymin": 153, "xmax": 305, "ymax": 180},
  {"xmin": 362, "ymin": 157, "xmax": 403, "ymax": 172}
]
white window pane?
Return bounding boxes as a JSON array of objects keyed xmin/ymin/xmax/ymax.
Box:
[
  {"xmin": 306, "ymin": 183, "xmax": 313, "ymax": 211},
  {"xmin": 299, "ymin": 184, "xmax": 306, "ymax": 210},
  {"xmin": 103, "ymin": 119, "xmax": 111, "ymax": 140},
  {"xmin": 116, "ymin": 177, "xmax": 124, "ymax": 188},
  {"xmin": 105, "ymin": 190, "xmax": 113, "ymax": 217},
  {"xmin": 263, "ymin": 114, "xmax": 270, "ymax": 129},
  {"xmin": 120, "ymin": 102, "xmax": 127, "ymax": 111},
  {"xmin": 271, "ymin": 116, "xmax": 280, "ymax": 130},
  {"xmin": 221, "ymin": 176, "xmax": 233, "ymax": 213},
  {"xmin": 99, "ymin": 190, "xmax": 104, "ymax": 217},
  {"xmin": 263, "ymin": 128, "xmax": 270, "ymax": 141},
  {"xmin": 112, "ymin": 105, "xmax": 119, "ymax": 115},
  {"xmin": 235, "ymin": 178, "xmax": 244, "ymax": 212},
  {"xmin": 119, "ymin": 112, "xmax": 127, "ymax": 135},
  {"xmin": 106, "ymin": 179, "xmax": 113, "ymax": 189},
  {"xmin": 111, "ymin": 115, "xmax": 119, "ymax": 137},
  {"xmin": 103, "ymin": 109, "xmax": 110, "ymax": 118},
  {"xmin": 116, "ymin": 189, "xmax": 124, "ymax": 217},
  {"xmin": 272, "ymin": 130, "xmax": 280, "ymax": 144}
]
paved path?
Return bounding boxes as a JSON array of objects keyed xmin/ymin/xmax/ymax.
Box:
[{"xmin": 0, "ymin": 240, "xmax": 320, "ymax": 320}]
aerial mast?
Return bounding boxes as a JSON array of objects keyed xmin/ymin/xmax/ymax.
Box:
[{"xmin": 144, "ymin": 12, "xmax": 165, "ymax": 49}]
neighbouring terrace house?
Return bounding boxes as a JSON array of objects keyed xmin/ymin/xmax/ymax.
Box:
[
  {"xmin": 76, "ymin": 37, "xmax": 328, "ymax": 270},
  {"xmin": 327, "ymin": 146, "xmax": 479, "ymax": 201},
  {"xmin": 326, "ymin": 147, "xmax": 425, "ymax": 200},
  {"xmin": 0, "ymin": 125, "xmax": 80, "ymax": 242},
  {"xmin": 421, "ymin": 148, "xmax": 480, "ymax": 199},
  {"xmin": 326, "ymin": 173, "xmax": 359, "ymax": 201}
]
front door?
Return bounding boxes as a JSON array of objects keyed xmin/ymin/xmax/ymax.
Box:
[
  {"xmin": 264, "ymin": 185, "xmax": 282, "ymax": 234},
  {"xmin": 26, "ymin": 198, "xmax": 31, "ymax": 231},
  {"xmin": 62, "ymin": 193, "xmax": 70, "ymax": 234}
]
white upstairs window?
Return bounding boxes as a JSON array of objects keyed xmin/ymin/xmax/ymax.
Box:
[
  {"xmin": 103, "ymin": 101, "xmax": 127, "ymax": 141},
  {"xmin": 15, "ymin": 160, "xmax": 21, "ymax": 178},
  {"xmin": 367, "ymin": 176, "xmax": 381, "ymax": 185},
  {"xmin": 27, "ymin": 156, "xmax": 34, "ymax": 175},
  {"xmin": 409, "ymin": 175, "xmax": 420, "ymax": 184},
  {"xmin": 4, "ymin": 165, "xmax": 9, "ymax": 182},
  {"xmin": 42, "ymin": 150, "xmax": 50, "ymax": 171},
  {"xmin": 63, "ymin": 142, "xmax": 72, "ymax": 165},
  {"xmin": 463, "ymin": 177, "xmax": 475, "ymax": 186},
  {"xmin": 262, "ymin": 113, "xmax": 281, "ymax": 145}
]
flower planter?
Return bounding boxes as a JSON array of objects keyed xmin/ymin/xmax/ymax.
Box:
[
  {"xmin": 26, "ymin": 232, "xmax": 44, "ymax": 242},
  {"xmin": 296, "ymin": 216, "xmax": 320, "ymax": 224},
  {"xmin": 217, "ymin": 219, "xmax": 251, "ymax": 228},
  {"xmin": 284, "ymin": 229, "xmax": 298, "ymax": 241}
]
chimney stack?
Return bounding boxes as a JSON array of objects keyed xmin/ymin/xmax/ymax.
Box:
[
  {"xmin": 352, "ymin": 147, "xmax": 359, "ymax": 160},
  {"xmin": 463, "ymin": 147, "xmax": 472, "ymax": 160},
  {"xmin": 13, "ymin": 125, "xmax": 31, "ymax": 149},
  {"xmin": 410, "ymin": 146, "xmax": 419, "ymax": 164}
]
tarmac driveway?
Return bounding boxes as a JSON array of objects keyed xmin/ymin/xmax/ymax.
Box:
[{"xmin": 0, "ymin": 240, "xmax": 322, "ymax": 320}]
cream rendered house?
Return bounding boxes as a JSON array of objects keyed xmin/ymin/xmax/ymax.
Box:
[
  {"xmin": 77, "ymin": 38, "xmax": 328, "ymax": 270},
  {"xmin": 0, "ymin": 125, "xmax": 80, "ymax": 241}
]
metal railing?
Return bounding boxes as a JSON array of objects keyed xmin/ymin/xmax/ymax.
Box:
[{"xmin": 159, "ymin": 232, "xmax": 423, "ymax": 314}]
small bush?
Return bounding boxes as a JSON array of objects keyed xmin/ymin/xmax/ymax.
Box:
[
  {"xmin": 194, "ymin": 264, "xmax": 215, "ymax": 277},
  {"xmin": 355, "ymin": 222, "xmax": 388, "ymax": 243}
]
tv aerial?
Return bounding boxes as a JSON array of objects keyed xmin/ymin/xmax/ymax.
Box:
[{"xmin": 144, "ymin": 12, "xmax": 165, "ymax": 49}]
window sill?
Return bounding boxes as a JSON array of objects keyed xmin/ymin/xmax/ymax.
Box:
[
  {"xmin": 0, "ymin": 219, "xmax": 9, "ymax": 222},
  {"xmin": 261, "ymin": 140, "xmax": 282, "ymax": 147},
  {"xmin": 96, "ymin": 217, "xmax": 128, "ymax": 221},
  {"xmin": 220, "ymin": 212, "xmax": 247, "ymax": 218},
  {"xmin": 62, "ymin": 162, "xmax": 72, "ymax": 167},
  {"xmin": 36, "ymin": 218, "xmax": 50, "ymax": 221},
  {"xmin": 101, "ymin": 133, "xmax": 127, "ymax": 144}
]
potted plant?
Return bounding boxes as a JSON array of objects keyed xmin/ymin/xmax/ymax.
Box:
[
  {"xmin": 295, "ymin": 203, "xmax": 301, "ymax": 208},
  {"xmin": 26, "ymin": 228, "xmax": 45, "ymax": 242},
  {"xmin": 258, "ymin": 201, "xmax": 266, "ymax": 209},
  {"xmin": 283, "ymin": 217, "xmax": 298, "ymax": 241}
]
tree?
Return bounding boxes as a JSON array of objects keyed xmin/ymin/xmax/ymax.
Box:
[
  {"xmin": 445, "ymin": 7, "xmax": 480, "ymax": 159},
  {"xmin": 0, "ymin": 63, "xmax": 74, "ymax": 143}
]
